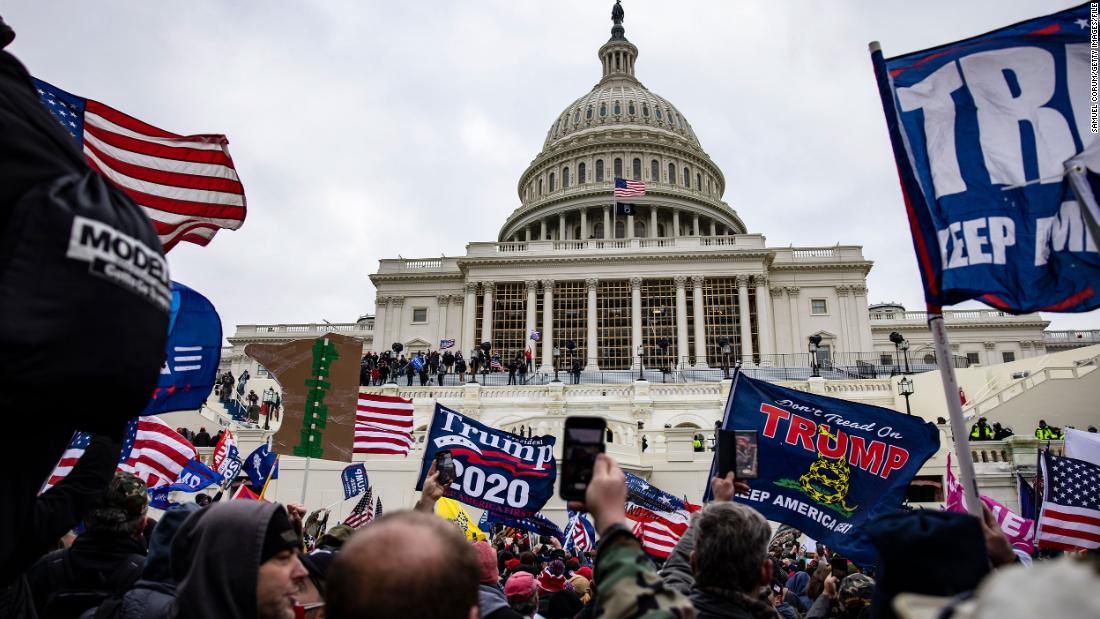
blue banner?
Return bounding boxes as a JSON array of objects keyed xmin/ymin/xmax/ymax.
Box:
[
  {"xmin": 243, "ymin": 442, "xmax": 279, "ymax": 488},
  {"xmin": 625, "ymin": 471, "xmax": 692, "ymax": 513},
  {"xmin": 479, "ymin": 509, "xmax": 565, "ymax": 543},
  {"xmin": 873, "ymin": 3, "xmax": 1100, "ymax": 312},
  {"xmin": 341, "ymin": 464, "xmax": 369, "ymax": 500},
  {"xmin": 149, "ymin": 486, "xmax": 173, "ymax": 510},
  {"xmin": 142, "ymin": 281, "xmax": 222, "ymax": 415},
  {"xmin": 709, "ymin": 373, "xmax": 940, "ymax": 566},
  {"xmin": 415, "ymin": 403, "xmax": 556, "ymax": 517},
  {"xmin": 163, "ymin": 459, "xmax": 223, "ymax": 493},
  {"xmin": 565, "ymin": 510, "xmax": 596, "ymax": 551}
]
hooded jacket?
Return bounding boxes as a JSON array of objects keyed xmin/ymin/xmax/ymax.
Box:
[
  {"xmin": 110, "ymin": 503, "xmax": 199, "ymax": 619},
  {"xmin": 786, "ymin": 570, "xmax": 812, "ymax": 611},
  {"xmin": 170, "ymin": 501, "xmax": 283, "ymax": 619}
]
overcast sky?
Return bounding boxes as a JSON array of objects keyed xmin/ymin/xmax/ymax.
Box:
[{"xmin": 6, "ymin": 0, "xmax": 1097, "ymax": 340}]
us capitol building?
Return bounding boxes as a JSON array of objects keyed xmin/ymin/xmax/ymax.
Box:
[{"xmin": 213, "ymin": 5, "xmax": 1099, "ymax": 522}]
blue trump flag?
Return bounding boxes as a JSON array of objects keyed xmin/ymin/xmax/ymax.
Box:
[
  {"xmin": 341, "ymin": 464, "xmax": 369, "ymax": 500},
  {"xmin": 709, "ymin": 373, "xmax": 940, "ymax": 566},
  {"xmin": 416, "ymin": 403, "xmax": 556, "ymax": 517},
  {"xmin": 479, "ymin": 509, "xmax": 565, "ymax": 543},
  {"xmin": 164, "ymin": 459, "xmax": 223, "ymax": 493},
  {"xmin": 872, "ymin": 3, "xmax": 1100, "ymax": 313},
  {"xmin": 142, "ymin": 281, "xmax": 222, "ymax": 415},
  {"xmin": 243, "ymin": 442, "xmax": 279, "ymax": 488}
]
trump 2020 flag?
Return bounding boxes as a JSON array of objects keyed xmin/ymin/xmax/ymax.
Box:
[
  {"xmin": 416, "ymin": 403, "xmax": 556, "ymax": 517},
  {"xmin": 163, "ymin": 458, "xmax": 223, "ymax": 494},
  {"xmin": 142, "ymin": 281, "xmax": 221, "ymax": 415},
  {"xmin": 710, "ymin": 373, "xmax": 939, "ymax": 566},
  {"xmin": 871, "ymin": 3, "xmax": 1100, "ymax": 313},
  {"xmin": 341, "ymin": 464, "xmax": 369, "ymax": 500}
]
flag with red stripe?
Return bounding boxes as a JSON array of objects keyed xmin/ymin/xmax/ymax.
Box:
[
  {"xmin": 345, "ymin": 487, "xmax": 374, "ymax": 529},
  {"xmin": 1037, "ymin": 451, "xmax": 1100, "ymax": 551},
  {"xmin": 630, "ymin": 518, "xmax": 686, "ymax": 560},
  {"xmin": 42, "ymin": 432, "xmax": 94, "ymax": 492},
  {"xmin": 118, "ymin": 416, "xmax": 199, "ymax": 489},
  {"xmin": 355, "ymin": 394, "xmax": 415, "ymax": 456},
  {"xmin": 32, "ymin": 78, "xmax": 246, "ymax": 251}
]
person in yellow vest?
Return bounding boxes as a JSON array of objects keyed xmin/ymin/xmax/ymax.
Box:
[
  {"xmin": 693, "ymin": 435, "xmax": 704, "ymax": 452},
  {"xmin": 969, "ymin": 418, "xmax": 994, "ymax": 441},
  {"xmin": 1034, "ymin": 419, "xmax": 1055, "ymax": 440},
  {"xmin": 1049, "ymin": 426, "xmax": 1065, "ymax": 440}
]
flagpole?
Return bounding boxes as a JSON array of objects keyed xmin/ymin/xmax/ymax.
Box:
[
  {"xmin": 928, "ymin": 313, "xmax": 982, "ymax": 517},
  {"xmin": 260, "ymin": 454, "xmax": 279, "ymax": 500}
]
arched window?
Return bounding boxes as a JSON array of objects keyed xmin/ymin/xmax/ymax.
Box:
[
  {"xmin": 658, "ymin": 223, "xmax": 666, "ymax": 237},
  {"xmin": 667, "ymin": 109, "xmax": 674, "ymax": 124},
  {"xmin": 650, "ymin": 159, "xmax": 659, "ymax": 181},
  {"xmin": 614, "ymin": 158, "xmax": 623, "ymax": 179},
  {"xmin": 573, "ymin": 225, "xmax": 581, "ymax": 239},
  {"xmin": 655, "ymin": 107, "xmax": 663, "ymax": 120},
  {"xmin": 613, "ymin": 101, "xmax": 621, "ymax": 115},
  {"xmin": 634, "ymin": 220, "xmax": 646, "ymax": 237},
  {"xmin": 578, "ymin": 162, "xmax": 587, "ymax": 184},
  {"xmin": 596, "ymin": 160, "xmax": 605, "ymax": 182},
  {"xmin": 642, "ymin": 103, "xmax": 649, "ymax": 117},
  {"xmin": 586, "ymin": 106, "xmax": 593, "ymax": 120},
  {"xmin": 668, "ymin": 163, "xmax": 676, "ymax": 185},
  {"xmin": 573, "ymin": 109, "xmax": 580, "ymax": 123},
  {"xmin": 599, "ymin": 103, "xmax": 607, "ymax": 117},
  {"xmin": 696, "ymin": 173, "xmax": 702, "ymax": 190},
  {"xmin": 683, "ymin": 167, "xmax": 690, "ymax": 186},
  {"xmin": 632, "ymin": 158, "xmax": 641, "ymax": 181},
  {"xmin": 615, "ymin": 220, "xmax": 626, "ymax": 238},
  {"xmin": 538, "ymin": 178, "xmax": 543, "ymax": 195},
  {"xmin": 549, "ymin": 172, "xmax": 556, "ymax": 192},
  {"xmin": 628, "ymin": 101, "xmax": 636, "ymax": 115},
  {"xmin": 593, "ymin": 222, "xmax": 604, "ymax": 238},
  {"xmin": 563, "ymin": 166, "xmax": 571, "ymax": 188}
]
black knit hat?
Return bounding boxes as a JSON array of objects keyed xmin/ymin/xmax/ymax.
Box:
[
  {"xmin": 865, "ymin": 510, "xmax": 990, "ymax": 619},
  {"xmin": 261, "ymin": 507, "xmax": 300, "ymax": 563}
]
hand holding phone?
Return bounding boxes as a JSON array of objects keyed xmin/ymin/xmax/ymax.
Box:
[
  {"xmin": 560, "ymin": 416, "xmax": 606, "ymax": 501},
  {"xmin": 830, "ymin": 557, "xmax": 848, "ymax": 580},
  {"xmin": 435, "ymin": 450, "xmax": 456, "ymax": 486},
  {"xmin": 717, "ymin": 429, "xmax": 759, "ymax": 480}
]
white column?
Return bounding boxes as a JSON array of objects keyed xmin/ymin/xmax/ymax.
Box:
[
  {"xmin": 627, "ymin": 211, "xmax": 634, "ymax": 239},
  {"xmin": 539, "ymin": 220, "xmax": 547, "ymax": 240},
  {"xmin": 710, "ymin": 220, "xmax": 717, "ymax": 236},
  {"xmin": 603, "ymin": 206, "xmax": 611, "ymax": 239},
  {"xmin": 852, "ymin": 285, "xmax": 873, "ymax": 352},
  {"xmin": 559, "ymin": 213, "xmax": 566, "ymax": 240},
  {"xmin": 736, "ymin": 275, "xmax": 754, "ymax": 364},
  {"xmin": 631, "ymin": 277, "xmax": 643, "ymax": 369},
  {"xmin": 673, "ymin": 210, "xmax": 681, "ymax": 237},
  {"xmin": 580, "ymin": 209, "xmax": 588, "ymax": 240},
  {"xmin": 462, "ymin": 283, "xmax": 477, "ymax": 353},
  {"xmin": 480, "ymin": 283, "xmax": 494, "ymax": 347},
  {"xmin": 524, "ymin": 226, "xmax": 531, "ymax": 242},
  {"xmin": 836, "ymin": 286, "xmax": 851, "ymax": 353},
  {"xmin": 786, "ymin": 287, "xmax": 801, "ymax": 356},
  {"xmin": 674, "ymin": 276, "xmax": 689, "ymax": 369},
  {"xmin": 692, "ymin": 276, "xmax": 708, "ymax": 367},
  {"xmin": 525, "ymin": 280, "xmax": 538, "ymax": 362},
  {"xmin": 692, "ymin": 214, "xmax": 700, "ymax": 236},
  {"xmin": 586, "ymin": 278, "xmax": 599, "ymax": 370},
  {"xmin": 390, "ymin": 297, "xmax": 405, "ymax": 349},
  {"xmin": 541, "ymin": 280, "xmax": 554, "ymax": 372},
  {"xmin": 375, "ymin": 297, "xmax": 390, "ymax": 351},
  {"xmin": 771, "ymin": 286, "xmax": 785, "ymax": 360},
  {"xmin": 754, "ymin": 275, "xmax": 773, "ymax": 362},
  {"xmin": 650, "ymin": 207, "xmax": 658, "ymax": 238},
  {"xmin": 437, "ymin": 295, "xmax": 450, "ymax": 345}
]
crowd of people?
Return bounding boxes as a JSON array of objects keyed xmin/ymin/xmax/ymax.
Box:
[
  {"xmin": 5, "ymin": 443, "xmax": 1097, "ymax": 619},
  {"xmin": 359, "ymin": 347, "xmax": 546, "ymax": 387},
  {"xmin": 967, "ymin": 417, "xmax": 1097, "ymax": 442}
]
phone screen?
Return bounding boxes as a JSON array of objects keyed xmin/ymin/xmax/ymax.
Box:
[
  {"xmin": 560, "ymin": 420, "xmax": 605, "ymax": 501},
  {"xmin": 830, "ymin": 557, "xmax": 848, "ymax": 579},
  {"xmin": 435, "ymin": 450, "xmax": 456, "ymax": 485},
  {"xmin": 734, "ymin": 430, "xmax": 759, "ymax": 480}
]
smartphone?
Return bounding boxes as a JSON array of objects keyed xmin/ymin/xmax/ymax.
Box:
[
  {"xmin": 435, "ymin": 449, "xmax": 456, "ymax": 485},
  {"xmin": 717, "ymin": 429, "xmax": 759, "ymax": 480},
  {"xmin": 560, "ymin": 416, "xmax": 606, "ymax": 501},
  {"xmin": 830, "ymin": 557, "xmax": 848, "ymax": 580}
]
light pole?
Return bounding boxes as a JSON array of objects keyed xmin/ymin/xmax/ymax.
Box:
[
  {"xmin": 552, "ymin": 346, "xmax": 561, "ymax": 382},
  {"xmin": 889, "ymin": 331, "xmax": 904, "ymax": 376},
  {"xmin": 899, "ymin": 339, "xmax": 911, "ymax": 374},
  {"xmin": 808, "ymin": 335, "xmax": 822, "ymax": 378},
  {"xmin": 718, "ymin": 336, "xmax": 731, "ymax": 379},
  {"xmin": 636, "ymin": 344, "xmax": 645, "ymax": 381},
  {"xmin": 480, "ymin": 341, "xmax": 492, "ymax": 383},
  {"xmin": 566, "ymin": 340, "xmax": 576, "ymax": 384},
  {"xmin": 656, "ymin": 338, "xmax": 670, "ymax": 383},
  {"xmin": 898, "ymin": 376, "xmax": 915, "ymax": 415}
]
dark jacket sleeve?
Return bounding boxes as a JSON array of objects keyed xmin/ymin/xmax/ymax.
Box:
[
  {"xmin": 484, "ymin": 606, "xmax": 525, "ymax": 619},
  {"xmin": 805, "ymin": 595, "xmax": 834, "ymax": 619},
  {"xmin": 657, "ymin": 518, "xmax": 696, "ymax": 596},
  {"xmin": 31, "ymin": 436, "xmax": 121, "ymax": 552}
]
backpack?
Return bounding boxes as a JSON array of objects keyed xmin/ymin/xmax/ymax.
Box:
[{"xmin": 41, "ymin": 551, "xmax": 144, "ymax": 618}]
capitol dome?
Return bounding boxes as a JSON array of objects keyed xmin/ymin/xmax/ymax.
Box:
[{"xmin": 499, "ymin": 4, "xmax": 744, "ymax": 242}]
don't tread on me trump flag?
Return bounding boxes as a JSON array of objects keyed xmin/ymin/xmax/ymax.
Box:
[{"xmin": 709, "ymin": 372, "xmax": 940, "ymax": 566}]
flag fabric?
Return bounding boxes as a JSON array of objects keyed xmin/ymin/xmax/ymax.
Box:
[
  {"xmin": 212, "ymin": 431, "xmax": 242, "ymax": 489},
  {"xmin": 375, "ymin": 495, "xmax": 383, "ymax": 519},
  {"xmin": 1018, "ymin": 474, "xmax": 1036, "ymax": 521},
  {"xmin": 118, "ymin": 416, "xmax": 199, "ymax": 489},
  {"xmin": 615, "ymin": 202, "xmax": 636, "ymax": 216},
  {"xmin": 344, "ymin": 487, "xmax": 374, "ymax": 529},
  {"xmin": 243, "ymin": 442, "xmax": 279, "ymax": 488},
  {"xmin": 42, "ymin": 432, "xmax": 93, "ymax": 492},
  {"xmin": 440, "ymin": 338, "xmax": 455, "ymax": 350},
  {"xmin": 341, "ymin": 464, "xmax": 370, "ymax": 500},
  {"xmin": 436, "ymin": 497, "xmax": 488, "ymax": 541},
  {"xmin": 480, "ymin": 510, "xmax": 565, "ymax": 543},
  {"xmin": 565, "ymin": 510, "xmax": 596, "ymax": 552},
  {"xmin": 355, "ymin": 394, "xmax": 415, "ymax": 456},
  {"xmin": 711, "ymin": 372, "xmax": 940, "ymax": 566},
  {"xmin": 530, "ymin": 330, "xmax": 541, "ymax": 342},
  {"xmin": 613, "ymin": 177, "xmax": 645, "ymax": 197},
  {"xmin": 1065, "ymin": 428, "xmax": 1100, "ymax": 466},
  {"xmin": 32, "ymin": 79, "xmax": 246, "ymax": 251},
  {"xmin": 630, "ymin": 519, "xmax": 683, "ymax": 560},
  {"xmin": 625, "ymin": 472, "xmax": 699, "ymax": 515},
  {"xmin": 871, "ymin": 3, "xmax": 1100, "ymax": 313},
  {"xmin": 232, "ymin": 485, "xmax": 265, "ymax": 501},
  {"xmin": 143, "ymin": 281, "xmax": 222, "ymax": 415},
  {"xmin": 946, "ymin": 454, "xmax": 1034, "ymax": 552},
  {"xmin": 162, "ymin": 459, "xmax": 223, "ymax": 494},
  {"xmin": 1037, "ymin": 451, "xmax": 1100, "ymax": 551},
  {"xmin": 416, "ymin": 404, "xmax": 557, "ymax": 517}
]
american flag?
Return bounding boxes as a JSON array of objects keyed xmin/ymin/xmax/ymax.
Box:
[
  {"xmin": 345, "ymin": 487, "xmax": 374, "ymax": 529},
  {"xmin": 566, "ymin": 510, "xmax": 594, "ymax": 552},
  {"xmin": 1037, "ymin": 452, "xmax": 1100, "ymax": 551},
  {"xmin": 32, "ymin": 78, "xmax": 246, "ymax": 251},
  {"xmin": 355, "ymin": 394, "xmax": 415, "ymax": 455},
  {"xmin": 630, "ymin": 519, "xmax": 687, "ymax": 560},
  {"xmin": 42, "ymin": 416, "xmax": 197, "ymax": 492},
  {"xmin": 375, "ymin": 495, "xmax": 383, "ymax": 519},
  {"xmin": 614, "ymin": 177, "xmax": 646, "ymax": 197}
]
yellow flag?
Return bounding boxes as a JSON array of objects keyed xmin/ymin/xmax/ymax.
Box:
[{"xmin": 435, "ymin": 497, "xmax": 487, "ymax": 541}]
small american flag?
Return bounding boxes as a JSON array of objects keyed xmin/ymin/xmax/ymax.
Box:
[
  {"xmin": 566, "ymin": 510, "xmax": 594, "ymax": 552},
  {"xmin": 345, "ymin": 487, "xmax": 374, "ymax": 529},
  {"xmin": 440, "ymin": 338, "xmax": 455, "ymax": 350},
  {"xmin": 42, "ymin": 416, "xmax": 197, "ymax": 492},
  {"xmin": 1037, "ymin": 452, "xmax": 1100, "ymax": 551},
  {"xmin": 375, "ymin": 495, "xmax": 383, "ymax": 519},
  {"xmin": 614, "ymin": 177, "xmax": 646, "ymax": 197},
  {"xmin": 355, "ymin": 394, "xmax": 415, "ymax": 456},
  {"xmin": 32, "ymin": 78, "xmax": 246, "ymax": 251}
]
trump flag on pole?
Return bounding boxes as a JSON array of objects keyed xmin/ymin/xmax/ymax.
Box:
[
  {"xmin": 871, "ymin": 3, "xmax": 1100, "ymax": 313},
  {"xmin": 142, "ymin": 281, "xmax": 221, "ymax": 415},
  {"xmin": 710, "ymin": 372, "xmax": 939, "ymax": 566}
]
